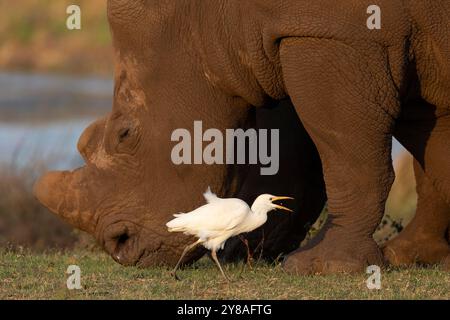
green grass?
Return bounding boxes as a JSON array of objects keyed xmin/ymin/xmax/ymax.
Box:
[{"xmin": 0, "ymin": 249, "xmax": 448, "ymax": 300}]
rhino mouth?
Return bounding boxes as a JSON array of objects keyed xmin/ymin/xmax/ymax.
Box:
[{"xmin": 134, "ymin": 245, "xmax": 166, "ymax": 267}]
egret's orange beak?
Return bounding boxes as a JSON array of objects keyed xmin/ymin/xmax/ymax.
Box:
[{"xmin": 271, "ymin": 196, "xmax": 294, "ymax": 212}]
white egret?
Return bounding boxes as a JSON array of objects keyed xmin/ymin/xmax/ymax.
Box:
[{"xmin": 166, "ymin": 187, "xmax": 293, "ymax": 281}]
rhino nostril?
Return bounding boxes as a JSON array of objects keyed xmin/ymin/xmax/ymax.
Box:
[
  {"xmin": 111, "ymin": 232, "xmax": 134, "ymax": 265},
  {"xmin": 116, "ymin": 233, "xmax": 130, "ymax": 247}
]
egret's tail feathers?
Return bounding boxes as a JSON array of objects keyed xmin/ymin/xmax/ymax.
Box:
[
  {"xmin": 203, "ymin": 186, "xmax": 219, "ymax": 203},
  {"xmin": 167, "ymin": 226, "xmax": 185, "ymax": 233},
  {"xmin": 166, "ymin": 218, "xmax": 187, "ymax": 233}
]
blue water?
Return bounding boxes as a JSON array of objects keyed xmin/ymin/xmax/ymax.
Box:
[
  {"xmin": 0, "ymin": 72, "xmax": 112, "ymax": 170},
  {"xmin": 0, "ymin": 71, "xmax": 111, "ymax": 95},
  {"xmin": 0, "ymin": 120, "xmax": 91, "ymax": 170}
]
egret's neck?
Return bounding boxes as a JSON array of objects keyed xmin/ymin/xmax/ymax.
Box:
[
  {"xmin": 251, "ymin": 201, "xmax": 272, "ymax": 216},
  {"xmin": 245, "ymin": 203, "xmax": 270, "ymax": 231}
]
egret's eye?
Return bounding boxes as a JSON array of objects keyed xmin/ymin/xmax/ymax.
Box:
[{"xmin": 118, "ymin": 128, "xmax": 130, "ymax": 142}]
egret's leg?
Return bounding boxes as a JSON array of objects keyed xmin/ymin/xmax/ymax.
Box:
[
  {"xmin": 211, "ymin": 250, "xmax": 231, "ymax": 282},
  {"xmin": 171, "ymin": 239, "xmax": 202, "ymax": 281},
  {"xmin": 239, "ymin": 235, "xmax": 253, "ymax": 268}
]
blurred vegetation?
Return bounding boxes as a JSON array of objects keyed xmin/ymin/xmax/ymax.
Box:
[
  {"xmin": 0, "ymin": 156, "xmax": 96, "ymax": 252},
  {"xmin": 0, "ymin": 1, "xmax": 111, "ymax": 249},
  {"xmin": 0, "ymin": 0, "xmax": 113, "ymax": 75}
]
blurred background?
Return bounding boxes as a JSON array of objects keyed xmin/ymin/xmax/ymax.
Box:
[
  {"xmin": 0, "ymin": 1, "xmax": 112, "ymax": 250},
  {"xmin": 0, "ymin": 1, "xmax": 416, "ymax": 252}
]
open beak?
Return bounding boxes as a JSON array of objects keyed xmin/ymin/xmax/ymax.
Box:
[{"xmin": 271, "ymin": 196, "xmax": 294, "ymax": 212}]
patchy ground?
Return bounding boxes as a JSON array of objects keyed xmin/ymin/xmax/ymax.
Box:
[{"xmin": 0, "ymin": 249, "xmax": 448, "ymax": 300}]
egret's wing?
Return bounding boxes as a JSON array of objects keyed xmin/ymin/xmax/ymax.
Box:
[
  {"xmin": 167, "ymin": 199, "xmax": 250, "ymax": 235},
  {"xmin": 203, "ymin": 186, "xmax": 220, "ymax": 203},
  {"xmin": 200, "ymin": 199, "xmax": 249, "ymax": 231}
]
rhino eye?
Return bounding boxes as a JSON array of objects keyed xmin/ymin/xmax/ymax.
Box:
[{"xmin": 118, "ymin": 128, "xmax": 130, "ymax": 142}]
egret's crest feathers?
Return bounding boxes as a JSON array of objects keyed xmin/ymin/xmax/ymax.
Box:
[{"xmin": 203, "ymin": 186, "xmax": 220, "ymax": 203}]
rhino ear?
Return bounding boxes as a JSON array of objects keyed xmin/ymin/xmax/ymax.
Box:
[{"xmin": 77, "ymin": 117, "xmax": 107, "ymax": 164}]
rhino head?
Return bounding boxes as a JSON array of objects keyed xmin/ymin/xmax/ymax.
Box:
[{"xmin": 34, "ymin": 0, "xmax": 325, "ymax": 267}]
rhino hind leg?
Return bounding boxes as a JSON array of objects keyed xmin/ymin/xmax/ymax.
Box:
[
  {"xmin": 387, "ymin": 102, "xmax": 450, "ymax": 268},
  {"xmin": 383, "ymin": 161, "xmax": 450, "ymax": 267}
]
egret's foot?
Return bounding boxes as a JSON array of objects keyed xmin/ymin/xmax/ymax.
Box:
[
  {"xmin": 170, "ymin": 270, "xmax": 181, "ymax": 281},
  {"xmin": 217, "ymin": 265, "xmax": 233, "ymax": 283},
  {"xmin": 283, "ymin": 238, "xmax": 383, "ymax": 275},
  {"xmin": 383, "ymin": 235, "xmax": 450, "ymax": 267},
  {"xmin": 221, "ymin": 273, "xmax": 232, "ymax": 283},
  {"xmin": 169, "ymin": 239, "xmax": 203, "ymax": 281},
  {"xmin": 211, "ymin": 249, "xmax": 234, "ymax": 283}
]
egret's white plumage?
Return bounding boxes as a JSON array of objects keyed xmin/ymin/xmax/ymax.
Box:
[{"xmin": 166, "ymin": 187, "xmax": 293, "ymax": 281}]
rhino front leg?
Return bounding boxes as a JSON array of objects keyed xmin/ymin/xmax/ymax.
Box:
[{"xmin": 279, "ymin": 38, "xmax": 399, "ymax": 274}]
